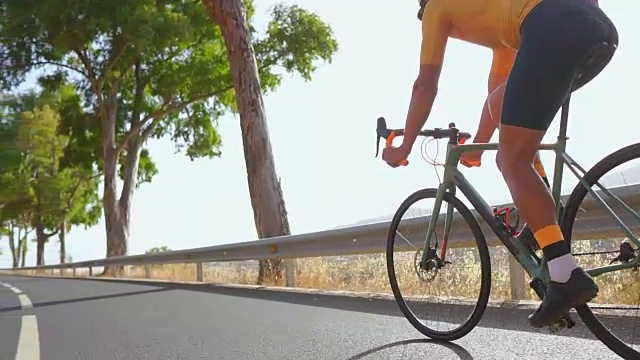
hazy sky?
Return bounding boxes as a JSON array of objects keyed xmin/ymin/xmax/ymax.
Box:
[{"xmin": 0, "ymin": 1, "xmax": 637, "ymax": 267}]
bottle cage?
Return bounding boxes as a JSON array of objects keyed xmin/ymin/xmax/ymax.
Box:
[{"xmin": 493, "ymin": 206, "xmax": 521, "ymax": 236}]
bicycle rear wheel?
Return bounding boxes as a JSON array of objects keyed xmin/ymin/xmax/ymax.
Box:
[
  {"xmin": 386, "ymin": 188, "xmax": 491, "ymax": 341},
  {"xmin": 561, "ymin": 142, "xmax": 640, "ymax": 360}
]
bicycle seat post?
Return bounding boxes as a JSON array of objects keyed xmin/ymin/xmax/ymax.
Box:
[
  {"xmin": 558, "ymin": 96, "xmax": 571, "ymax": 143},
  {"xmin": 552, "ymin": 93, "xmax": 572, "ymax": 217}
]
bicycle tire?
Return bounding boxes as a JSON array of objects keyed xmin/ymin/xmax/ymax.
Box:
[
  {"xmin": 386, "ymin": 188, "xmax": 492, "ymax": 341},
  {"xmin": 561, "ymin": 142, "xmax": 640, "ymax": 360}
]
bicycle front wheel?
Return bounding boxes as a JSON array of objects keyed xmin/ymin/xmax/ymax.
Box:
[
  {"xmin": 386, "ymin": 188, "xmax": 491, "ymax": 341},
  {"xmin": 561, "ymin": 142, "xmax": 640, "ymax": 360}
]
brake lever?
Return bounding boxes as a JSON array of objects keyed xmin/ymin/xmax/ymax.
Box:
[
  {"xmin": 375, "ymin": 116, "xmax": 408, "ymax": 166},
  {"xmin": 375, "ymin": 117, "xmax": 390, "ymax": 158},
  {"xmin": 375, "ymin": 131, "xmax": 393, "ymax": 157}
]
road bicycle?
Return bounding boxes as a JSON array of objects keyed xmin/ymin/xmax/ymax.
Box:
[{"xmin": 376, "ymin": 42, "xmax": 640, "ymax": 359}]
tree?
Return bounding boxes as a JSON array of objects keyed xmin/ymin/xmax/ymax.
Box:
[
  {"xmin": 9, "ymin": 220, "xmax": 32, "ymax": 268},
  {"xmin": 37, "ymin": 75, "xmax": 103, "ymax": 264},
  {"xmin": 0, "ymin": 101, "xmax": 35, "ymax": 267},
  {"xmin": 1, "ymin": 0, "xmax": 338, "ymax": 277},
  {"xmin": 0, "ymin": 88, "xmax": 102, "ymax": 266},
  {"xmin": 146, "ymin": 246, "xmax": 172, "ymax": 254},
  {"xmin": 1, "ymin": 211, "xmax": 34, "ymax": 268},
  {"xmin": 204, "ymin": 1, "xmax": 338, "ymax": 283},
  {"xmin": 17, "ymin": 104, "xmax": 72, "ymax": 265}
]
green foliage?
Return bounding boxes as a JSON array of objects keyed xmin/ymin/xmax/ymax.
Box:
[
  {"xmin": 0, "ymin": 96, "xmax": 37, "ymax": 224},
  {"xmin": 254, "ymin": 4, "xmax": 339, "ymax": 87},
  {"xmin": 17, "ymin": 104, "xmax": 68, "ymax": 228},
  {"xmin": 0, "ymin": 0, "xmax": 339, "ymax": 177},
  {"xmin": 38, "ymin": 73, "xmax": 102, "ymax": 174},
  {"xmin": 0, "ymin": 87, "xmax": 102, "ymax": 263},
  {"xmin": 1, "ymin": 0, "xmax": 339, "ymax": 262},
  {"xmin": 146, "ymin": 246, "xmax": 172, "ymax": 254}
]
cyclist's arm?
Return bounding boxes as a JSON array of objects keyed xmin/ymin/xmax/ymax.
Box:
[
  {"xmin": 472, "ymin": 48, "xmax": 516, "ymax": 144},
  {"xmin": 400, "ymin": 1, "xmax": 450, "ymax": 152}
]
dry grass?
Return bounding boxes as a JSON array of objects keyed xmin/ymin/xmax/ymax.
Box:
[
  {"xmin": 118, "ymin": 247, "xmax": 509, "ymax": 296},
  {"xmin": 119, "ymin": 238, "xmax": 639, "ymax": 306},
  {"xmin": 17, "ymin": 239, "xmax": 639, "ymax": 307}
]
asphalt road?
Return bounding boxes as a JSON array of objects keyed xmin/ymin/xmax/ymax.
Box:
[{"xmin": 0, "ymin": 274, "xmax": 625, "ymax": 360}]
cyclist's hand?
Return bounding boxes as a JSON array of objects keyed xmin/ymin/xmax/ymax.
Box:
[
  {"xmin": 382, "ymin": 145, "xmax": 410, "ymax": 168},
  {"xmin": 460, "ymin": 150, "xmax": 483, "ymax": 168}
]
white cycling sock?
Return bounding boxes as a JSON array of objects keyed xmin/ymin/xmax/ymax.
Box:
[{"xmin": 547, "ymin": 253, "xmax": 579, "ymax": 283}]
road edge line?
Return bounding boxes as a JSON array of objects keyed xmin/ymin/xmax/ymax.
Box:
[{"xmin": 0, "ymin": 281, "xmax": 41, "ymax": 360}]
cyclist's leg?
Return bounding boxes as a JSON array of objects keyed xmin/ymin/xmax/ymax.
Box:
[
  {"xmin": 488, "ymin": 83, "xmax": 551, "ymax": 187},
  {"xmin": 496, "ymin": 0, "xmax": 618, "ymax": 327},
  {"xmin": 489, "ymin": 81, "xmax": 549, "ymax": 250}
]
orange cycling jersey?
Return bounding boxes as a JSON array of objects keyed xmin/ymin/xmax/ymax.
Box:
[{"xmin": 420, "ymin": 0, "xmax": 542, "ymax": 67}]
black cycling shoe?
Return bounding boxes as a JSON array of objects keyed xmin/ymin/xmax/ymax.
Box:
[{"xmin": 528, "ymin": 267, "xmax": 599, "ymax": 328}]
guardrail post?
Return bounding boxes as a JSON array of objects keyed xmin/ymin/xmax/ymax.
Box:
[
  {"xmin": 144, "ymin": 265, "xmax": 151, "ymax": 279},
  {"xmin": 88, "ymin": 267, "xmax": 93, "ymax": 276},
  {"xmin": 508, "ymin": 254, "xmax": 526, "ymax": 300},
  {"xmin": 284, "ymin": 259, "xmax": 296, "ymax": 287},
  {"xmin": 72, "ymin": 267, "xmax": 76, "ymax": 276},
  {"xmin": 196, "ymin": 262, "xmax": 203, "ymax": 282}
]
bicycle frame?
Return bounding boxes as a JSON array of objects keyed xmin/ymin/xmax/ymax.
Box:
[{"xmin": 420, "ymin": 98, "xmax": 640, "ymax": 286}]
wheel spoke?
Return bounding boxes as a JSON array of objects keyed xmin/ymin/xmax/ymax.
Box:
[
  {"xmin": 561, "ymin": 143, "xmax": 640, "ymax": 358},
  {"xmin": 386, "ymin": 189, "xmax": 491, "ymax": 341}
]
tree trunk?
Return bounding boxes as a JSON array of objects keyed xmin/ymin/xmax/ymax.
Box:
[
  {"xmin": 59, "ymin": 219, "xmax": 66, "ymax": 264},
  {"xmin": 101, "ymin": 149, "xmax": 128, "ymax": 277},
  {"xmin": 204, "ymin": 0, "xmax": 291, "ymax": 285},
  {"xmin": 17, "ymin": 224, "xmax": 30, "ymax": 268},
  {"xmin": 8, "ymin": 222, "xmax": 18, "ymax": 268},
  {"xmin": 20, "ymin": 235, "xmax": 27, "ymax": 268},
  {"xmin": 100, "ymin": 84, "xmax": 141, "ymax": 277},
  {"xmin": 15, "ymin": 225, "xmax": 22, "ymax": 267},
  {"xmin": 35, "ymin": 218, "xmax": 46, "ymax": 266},
  {"xmin": 57, "ymin": 220, "xmax": 67, "ymax": 276}
]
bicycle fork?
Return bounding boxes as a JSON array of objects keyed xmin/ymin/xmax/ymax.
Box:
[{"xmin": 419, "ymin": 184, "xmax": 455, "ymax": 270}]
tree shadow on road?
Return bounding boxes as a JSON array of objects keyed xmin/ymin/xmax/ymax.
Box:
[
  {"xmin": 1, "ymin": 274, "xmax": 607, "ymax": 343},
  {"xmin": 58, "ymin": 277, "xmax": 606, "ymax": 342},
  {"xmin": 345, "ymin": 338, "xmax": 474, "ymax": 360},
  {"xmin": 0, "ymin": 276, "xmax": 56, "ymax": 285},
  {"xmin": 0, "ymin": 287, "xmax": 171, "ymax": 313}
]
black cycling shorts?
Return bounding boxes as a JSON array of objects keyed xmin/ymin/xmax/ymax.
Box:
[{"xmin": 501, "ymin": 0, "xmax": 619, "ymax": 131}]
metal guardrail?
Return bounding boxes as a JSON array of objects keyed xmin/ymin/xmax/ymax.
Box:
[{"xmin": 3, "ymin": 182, "xmax": 639, "ymax": 299}]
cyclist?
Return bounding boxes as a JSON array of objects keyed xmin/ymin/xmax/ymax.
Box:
[
  {"xmin": 382, "ymin": 0, "xmax": 618, "ymax": 328},
  {"xmin": 458, "ymin": 0, "xmax": 600, "ymax": 178}
]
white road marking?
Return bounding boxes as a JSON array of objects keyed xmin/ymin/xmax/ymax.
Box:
[{"xmin": 0, "ymin": 281, "xmax": 41, "ymax": 360}]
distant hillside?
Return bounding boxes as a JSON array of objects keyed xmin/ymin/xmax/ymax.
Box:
[
  {"xmin": 600, "ymin": 159, "xmax": 640, "ymax": 187},
  {"xmin": 339, "ymin": 161, "xmax": 640, "ymax": 228}
]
